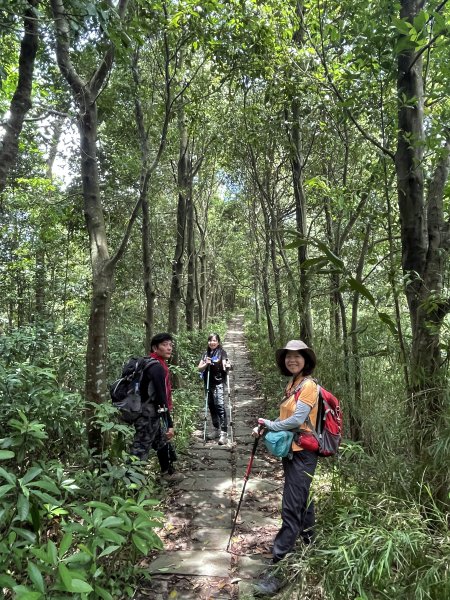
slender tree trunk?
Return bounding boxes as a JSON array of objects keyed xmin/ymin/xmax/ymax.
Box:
[
  {"xmin": 291, "ymin": 96, "xmax": 313, "ymax": 344},
  {"xmin": 289, "ymin": 1, "xmax": 313, "ymax": 344},
  {"xmin": 168, "ymin": 107, "xmax": 189, "ymax": 334},
  {"xmin": 349, "ymin": 224, "xmax": 371, "ymax": 442},
  {"xmin": 0, "ymin": 0, "xmax": 39, "ymax": 193},
  {"xmin": 185, "ymin": 187, "xmax": 195, "ymax": 331}
]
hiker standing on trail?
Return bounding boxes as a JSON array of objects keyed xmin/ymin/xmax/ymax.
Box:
[
  {"xmin": 198, "ymin": 333, "xmax": 231, "ymax": 445},
  {"xmin": 130, "ymin": 333, "xmax": 182, "ymax": 482},
  {"xmin": 252, "ymin": 340, "xmax": 319, "ymax": 596}
]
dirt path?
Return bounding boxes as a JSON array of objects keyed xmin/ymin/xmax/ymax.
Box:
[{"xmin": 136, "ymin": 316, "xmax": 283, "ymax": 599}]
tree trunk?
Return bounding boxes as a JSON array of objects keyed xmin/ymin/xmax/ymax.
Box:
[
  {"xmin": 349, "ymin": 224, "xmax": 371, "ymax": 442},
  {"xmin": 185, "ymin": 188, "xmax": 195, "ymax": 331},
  {"xmin": 291, "ymin": 96, "xmax": 313, "ymax": 345},
  {"xmin": 0, "ymin": 0, "xmax": 39, "ymax": 193},
  {"xmin": 396, "ymin": 0, "xmax": 450, "ymax": 505},
  {"xmin": 168, "ymin": 107, "xmax": 189, "ymax": 334},
  {"xmin": 51, "ymin": 0, "xmax": 132, "ymax": 452}
]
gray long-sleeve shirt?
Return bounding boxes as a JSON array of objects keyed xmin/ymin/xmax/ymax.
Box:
[{"xmin": 261, "ymin": 399, "xmax": 312, "ymax": 432}]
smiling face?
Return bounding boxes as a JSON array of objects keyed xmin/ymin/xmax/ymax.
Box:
[
  {"xmin": 284, "ymin": 350, "xmax": 305, "ymax": 377},
  {"xmin": 208, "ymin": 335, "xmax": 219, "ymax": 351}
]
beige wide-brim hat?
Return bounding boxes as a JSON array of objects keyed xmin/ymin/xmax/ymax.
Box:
[{"xmin": 275, "ymin": 340, "xmax": 317, "ymax": 376}]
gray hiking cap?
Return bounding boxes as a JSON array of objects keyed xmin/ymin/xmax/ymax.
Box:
[{"xmin": 275, "ymin": 340, "xmax": 317, "ymax": 375}]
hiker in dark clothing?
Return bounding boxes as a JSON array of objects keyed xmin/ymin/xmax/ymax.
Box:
[
  {"xmin": 197, "ymin": 333, "xmax": 231, "ymax": 445},
  {"xmin": 130, "ymin": 333, "xmax": 182, "ymax": 482},
  {"xmin": 252, "ymin": 340, "xmax": 319, "ymax": 596}
]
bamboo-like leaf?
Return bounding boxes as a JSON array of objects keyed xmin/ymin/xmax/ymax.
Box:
[
  {"xmin": 378, "ymin": 312, "xmax": 398, "ymax": 335},
  {"xmin": 316, "ymin": 240, "xmax": 345, "ymax": 270},
  {"xmin": 347, "ymin": 277, "xmax": 376, "ymax": 306}
]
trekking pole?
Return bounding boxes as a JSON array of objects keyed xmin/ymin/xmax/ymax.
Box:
[
  {"xmin": 226, "ymin": 424, "xmax": 263, "ymax": 552},
  {"xmin": 226, "ymin": 370, "xmax": 233, "ymax": 444},
  {"xmin": 203, "ymin": 367, "xmax": 210, "ymax": 443}
]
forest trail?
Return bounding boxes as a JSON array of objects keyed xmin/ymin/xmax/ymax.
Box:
[{"xmin": 137, "ymin": 315, "xmax": 284, "ymax": 599}]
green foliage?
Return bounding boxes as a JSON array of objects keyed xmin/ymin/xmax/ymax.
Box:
[
  {"xmin": 284, "ymin": 453, "xmax": 450, "ymax": 600},
  {"xmin": 0, "ymin": 413, "xmax": 164, "ymax": 599}
]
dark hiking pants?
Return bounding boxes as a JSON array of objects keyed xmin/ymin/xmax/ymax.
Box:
[
  {"xmin": 272, "ymin": 449, "xmax": 318, "ymax": 563},
  {"xmin": 207, "ymin": 383, "xmax": 227, "ymax": 432},
  {"xmin": 130, "ymin": 403, "xmax": 173, "ymax": 473}
]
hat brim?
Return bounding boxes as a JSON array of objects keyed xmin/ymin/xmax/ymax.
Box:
[{"xmin": 275, "ymin": 347, "xmax": 316, "ymax": 376}]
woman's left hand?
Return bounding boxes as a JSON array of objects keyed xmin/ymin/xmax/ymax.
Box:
[{"xmin": 257, "ymin": 418, "xmax": 265, "ymax": 425}]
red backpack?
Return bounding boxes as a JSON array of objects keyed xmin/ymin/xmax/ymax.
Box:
[
  {"xmin": 295, "ymin": 382, "xmax": 343, "ymax": 456},
  {"xmin": 314, "ymin": 386, "xmax": 342, "ymax": 456}
]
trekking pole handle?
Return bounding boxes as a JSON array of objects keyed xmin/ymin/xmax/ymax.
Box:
[{"xmin": 244, "ymin": 425, "xmax": 264, "ymax": 479}]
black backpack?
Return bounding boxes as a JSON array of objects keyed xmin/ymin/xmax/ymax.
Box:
[{"xmin": 109, "ymin": 357, "xmax": 157, "ymax": 423}]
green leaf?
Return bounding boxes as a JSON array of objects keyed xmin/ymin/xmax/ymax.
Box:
[
  {"xmin": 0, "ymin": 450, "xmax": 15, "ymax": 460},
  {"xmin": 29, "ymin": 489, "xmax": 62, "ymax": 505},
  {"xmin": 17, "ymin": 493, "xmax": 30, "ymax": 521},
  {"xmin": 0, "ymin": 483, "xmax": 15, "ymax": 498},
  {"xmin": 28, "ymin": 479, "xmax": 61, "ymax": 494},
  {"xmin": 98, "ymin": 528, "xmax": 126, "ymax": 544},
  {"xmin": 70, "ymin": 579, "xmax": 94, "ymax": 593},
  {"xmin": 378, "ymin": 312, "xmax": 398, "ymax": 335},
  {"xmin": 392, "ymin": 16, "xmax": 412, "ymax": 35},
  {"xmin": 48, "ymin": 539, "xmax": 58, "ymax": 565},
  {"xmin": 21, "ymin": 467, "xmax": 42, "ymax": 485},
  {"xmin": 101, "ymin": 516, "xmax": 124, "ymax": 528},
  {"xmin": 11, "ymin": 527, "xmax": 36, "ymax": 543},
  {"xmin": 27, "ymin": 562, "xmax": 45, "ymax": 594},
  {"xmin": 64, "ymin": 551, "xmax": 92, "ymax": 564},
  {"xmin": 0, "ymin": 466, "xmax": 16, "ymax": 485},
  {"xmin": 347, "ymin": 277, "xmax": 375, "ymax": 305},
  {"xmin": 300, "ymin": 257, "xmax": 328, "ymax": 270},
  {"xmin": 11, "ymin": 587, "xmax": 42, "ymax": 600},
  {"xmin": 132, "ymin": 533, "xmax": 149, "ymax": 555},
  {"xmin": 94, "ymin": 585, "xmax": 114, "ymax": 600},
  {"xmin": 0, "ymin": 573, "xmax": 17, "ymax": 588},
  {"xmin": 58, "ymin": 563, "xmax": 73, "ymax": 591},
  {"xmin": 85, "ymin": 501, "xmax": 114, "ymax": 512},
  {"xmin": 58, "ymin": 531, "xmax": 73, "ymax": 558},
  {"xmin": 30, "ymin": 547, "xmax": 50, "ymax": 563},
  {"xmin": 98, "ymin": 545, "xmax": 120, "ymax": 558},
  {"xmin": 316, "ymin": 240, "xmax": 345, "ymax": 270}
]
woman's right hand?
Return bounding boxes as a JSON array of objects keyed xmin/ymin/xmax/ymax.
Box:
[{"xmin": 252, "ymin": 424, "xmax": 264, "ymax": 437}]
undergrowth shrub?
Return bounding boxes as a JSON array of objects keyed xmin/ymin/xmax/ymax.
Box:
[
  {"xmin": 0, "ymin": 411, "xmax": 165, "ymax": 599},
  {"xmin": 285, "ymin": 452, "xmax": 450, "ymax": 600}
]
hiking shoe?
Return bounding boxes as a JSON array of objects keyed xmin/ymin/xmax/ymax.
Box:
[
  {"xmin": 218, "ymin": 432, "xmax": 228, "ymax": 445},
  {"xmin": 253, "ymin": 575, "xmax": 283, "ymax": 596},
  {"xmin": 207, "ymin": 428, "xmax": 220, "ymax": 440},
  {"xmin": 160, "ymin": 471, "xmax": 184, "ymax": 483}
]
